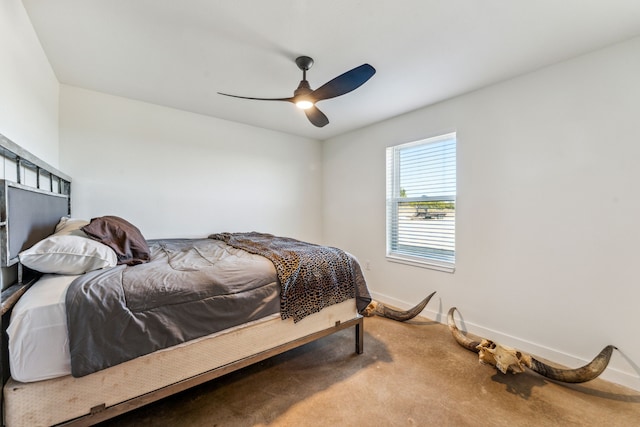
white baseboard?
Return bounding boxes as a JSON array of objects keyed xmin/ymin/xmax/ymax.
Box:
[{"xmin": 369, "ymin": 290, "xmax": 640, "ymax": 392}]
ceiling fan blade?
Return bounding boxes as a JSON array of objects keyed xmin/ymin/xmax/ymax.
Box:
[
  {"xmin": 218, "ymin": 92, "xmax": 294, "ymax": 102},
  {"xmin": 304, "ymin": 106, "xmax": 329, "ymax": 127},
  {"xmin": 310, "ymin": 64, "xmax": 376, "ymax": 102}
]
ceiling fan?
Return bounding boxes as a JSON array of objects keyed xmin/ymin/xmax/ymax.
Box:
[{"xmin": 218, "ymin": 56, "xmax": 376, "ymax": 128}]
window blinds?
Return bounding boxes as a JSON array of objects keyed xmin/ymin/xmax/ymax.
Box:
[{"xmin": 386, "ymin": 133, "xmax": 456, "ymax": 268}]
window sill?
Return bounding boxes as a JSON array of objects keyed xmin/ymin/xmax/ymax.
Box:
[{"xmin": 386, "ymin": 254, "xmax": 455, "ymax": 273}]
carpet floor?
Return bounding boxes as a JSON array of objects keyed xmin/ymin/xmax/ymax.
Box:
[{"xmin": 98, "ymin": 315, "xmax": 640, "ymax": 426}]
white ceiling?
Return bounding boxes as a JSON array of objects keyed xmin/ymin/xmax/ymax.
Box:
[{"xmin": 23, "ymin": 0, "xmax": 640, "ymax": 140}]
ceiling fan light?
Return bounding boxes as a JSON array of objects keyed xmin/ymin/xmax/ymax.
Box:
[{"xmin": 295, "ymin": 99, "xmax": 314, "ymax": 110}]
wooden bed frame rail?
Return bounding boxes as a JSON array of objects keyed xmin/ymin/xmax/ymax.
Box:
[{"xmin": 58, "ymin": 316, "xmax": 363, "ymax": 426}]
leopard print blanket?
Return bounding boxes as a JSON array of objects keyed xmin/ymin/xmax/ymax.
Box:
[{"xmin": 209, "ymin": 232, "xmax": 371, "ymax": 322}]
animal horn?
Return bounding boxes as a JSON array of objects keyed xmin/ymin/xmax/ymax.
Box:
[
  {"xmin": 447, "ymin": 307, "xmax": 482, "ymax": 352},
  {"xmin": 527, "ymin": 345, "xmax": 616, "ymax": 383},
  {"xmin": 363, "ymin": 291, "xmax": 436, "ymax": 321},
  {"xmin": 447, "ymin": 307, "xmax": 616, "ymax": 383}
]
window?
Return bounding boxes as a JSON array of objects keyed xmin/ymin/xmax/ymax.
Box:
[{"xmin": 386, "ymin": 132, "xmax": 456, "ymax": 272}]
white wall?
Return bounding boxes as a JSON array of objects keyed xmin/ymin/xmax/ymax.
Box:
[
  {"xmin": 0, "ymin": 0, "xmax": 59, "ymax": 289},
  {"xmin": 0, "ymin": 0, "xmax": 59, "ymax": 166},
  {"xmin": 323, "ymin": 36, "xmax": 640, "ymax": 390},
  {"xmin": 59, "ymin": 86, "xmax": 323, "ymax": 242}
]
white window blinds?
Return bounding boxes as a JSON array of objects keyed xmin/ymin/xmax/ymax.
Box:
[{"xmin": 386, "ymin": 133, "xmax": 456, "ymax": 271}]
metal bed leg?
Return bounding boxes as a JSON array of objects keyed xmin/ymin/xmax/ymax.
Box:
[{"xmin": 355, "ymin": 317, "xmax": 364, "ymax": 354}]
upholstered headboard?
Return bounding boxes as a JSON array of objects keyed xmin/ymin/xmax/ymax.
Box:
[{"xmin": 0, "ymin": 180, "xmax": 70, "ymax": 268}]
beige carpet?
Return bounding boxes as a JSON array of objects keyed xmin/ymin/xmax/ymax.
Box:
[{"xmin": 98, "ymin": 316, "xmax": 640, "ymax": 426}]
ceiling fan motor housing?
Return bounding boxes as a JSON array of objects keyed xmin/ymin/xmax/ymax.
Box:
[
  {"xmin": 294, "ymin": 79, "xmax": 312, "ymax": 97},
  {"xmin": 295, "ymin": 56, "xmax": 314, "ymax": 71}
]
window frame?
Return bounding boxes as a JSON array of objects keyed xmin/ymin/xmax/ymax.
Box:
[{"xmin": 385, "ymin": 132, "xmax": 457, "ymax": 273}]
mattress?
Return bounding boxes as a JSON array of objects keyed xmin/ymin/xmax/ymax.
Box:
[
  {"xmin": 6, "ymin": 274, "xmax": 79, "ymax": 382},
  {"xmin": 4, "ymin": 299, "xmax": 359, "ymax": 427}
]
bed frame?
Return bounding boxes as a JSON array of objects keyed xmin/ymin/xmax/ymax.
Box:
[
  {"xmin": 1, "ymin": 134, "xmax": 73, "ymax": 425},
  {"xmin": 0, "ymin": 133, "xmax": 363, "ymax": 426}
]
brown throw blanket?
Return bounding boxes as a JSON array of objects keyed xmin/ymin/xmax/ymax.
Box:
[{"xmin": 209, "ymin": 232, "xmax": 372, "ymax": 322}]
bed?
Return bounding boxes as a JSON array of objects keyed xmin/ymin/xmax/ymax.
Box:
[{"xmin": 0, "ymin": 135, "xmax": 368, "ymax": 426}]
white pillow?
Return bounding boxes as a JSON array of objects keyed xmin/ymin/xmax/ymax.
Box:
[{"xmin": 19, "ymin": 218, "xmax": 117, "ymax": 274}]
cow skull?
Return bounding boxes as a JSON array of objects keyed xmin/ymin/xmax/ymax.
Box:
[
  {"xmin": 447, "ymin": 307, "xmax": 616, "ymax": 383},
  {"xmin": 476, "ymin": 339, "xmax": 532, "ymax": 374},
  {"xmin": 362, "ymin": 291, "xmax": 436, "ymax": 322}
]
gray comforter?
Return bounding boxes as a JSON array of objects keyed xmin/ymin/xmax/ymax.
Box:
[{"xmin": 66, "ymin": 238, "xmax": 280, "ymax": 377}]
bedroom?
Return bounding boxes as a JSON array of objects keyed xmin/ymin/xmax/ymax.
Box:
[{"xmin": 2, "ymin": 0, "xmax": 640, "ymax": 425}]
